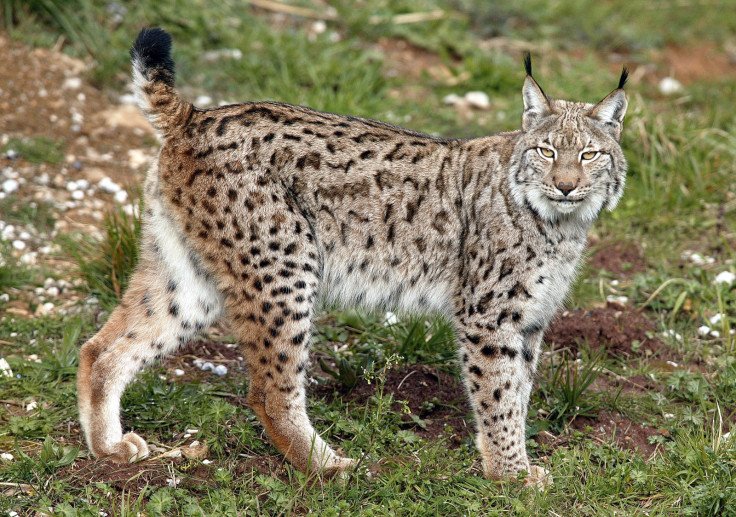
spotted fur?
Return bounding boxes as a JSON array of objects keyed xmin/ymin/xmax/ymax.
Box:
[{"xmin": 77, "ymin": 29, "xmax": 628, "ymax": 485}]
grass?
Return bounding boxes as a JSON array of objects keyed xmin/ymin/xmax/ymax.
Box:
[
  {"xmin": 1, "ymin": 0, "xmax": 736, "ymax": 515},
  {"xmin": 2, "ymin": 137, "xmax": 65, "ymax": 165},
  {"xmin": 62, "ymin": 196, "xmax": 142, "ymax": 309}
]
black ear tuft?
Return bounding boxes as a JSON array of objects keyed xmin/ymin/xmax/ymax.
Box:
[
  {"xmin": 617, "ymin": 66, "xmax": 629, "ymax": 90},
  {"xmin": 523, "ymin": 52, "xmax": 532, "ymax": 77}
]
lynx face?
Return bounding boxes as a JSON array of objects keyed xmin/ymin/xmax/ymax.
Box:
[{"xmin": 510, "ymin": 73, "xmax": 628, "ymax": 225}]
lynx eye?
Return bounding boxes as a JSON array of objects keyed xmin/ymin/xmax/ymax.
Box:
[
  {"xmin": 537, "ymin": 147, "xmax": 555, "ymax": 159},
  {"xmin": 581, "ymin": 151, "xmax": 600, "ymax": 161}
]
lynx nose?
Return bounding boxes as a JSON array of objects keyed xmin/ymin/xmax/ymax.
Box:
[{"xmin": 557, "ymin": 181, "xmax": 575, "ymax": 196}]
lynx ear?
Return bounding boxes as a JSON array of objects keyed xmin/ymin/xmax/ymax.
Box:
[
  {"xmin": 522, "ymin": 54, "xmax": 551, "ymax": 131},
  {"xmin": 589, "ymin": 68, "xmax": 629, "ymax": 140}
]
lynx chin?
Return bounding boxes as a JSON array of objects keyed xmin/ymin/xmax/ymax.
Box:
[{"xmin": 77, "ymin": 28, "xmax": 628, "ymax": 487}]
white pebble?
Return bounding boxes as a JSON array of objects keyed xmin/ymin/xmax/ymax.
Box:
[
  {"xmin": 173, "ymin": 368, "xmax": 185, "ymax": 376},
  {"xmin": 119, "ymin": 93, "xmax": 137, "ymax": 105},
  {"xmin": 114, "ymin": 190, "xmax": 128, "ymax": 203},
  {"xmin": 62, "ymin": 77, "xmax": 83, "ymax": 90},
  {"xmin": 201, "ymin": 362, "xmax": 214, "ymax": 372},
  {"xmin": 195, "ymin": 95, "xmax": 214, "ymax": 107},
  {"xmin": 664, "ymin": 329, "xmax": 682, "ymax": 342},
  {"xmin": 11, "ymin": 240, "xmax": 25, "ymax": 250},
  {"xmin": 710, "ymin": 314, "xmax": 724, "ymax": 325},
  {"xmin": 0, "ymin": 452, "xmax": 13, "ymax": 461},
  {"xmin": 66, "ymin": 181, "xmax": 79, "ymax": 191},
  {"xmin": 202, "ymin": 459, "xmax": 212, "ymax": 465},
  {"xmin": 658, "ymin": 77, "xmax": 684, "ymax": 95},
  {"xmin": 606, "ymin": 295, "xmax": 629, "ymax": 304},
  {"xmin": 442, "ymin": 93, "xmax": 462, "ymax": 105},
  {"xmin": 0, "ymin": 293, "xmax": 8, "ymax": 302},
  {"xmin": 71, "ymin": 190, "xmax": 85, "ymax": 200},
  {"xmin": 312, "ymin": 20, "xmax": 327, "ymax": 34},
  {"xmin": 710, "ymin": 330, "xmax": 721, "ymax": 338},
  {"xmin": 2, "ymin": 178, "xmax": 18, "ymax": 194},
  {"xmin": 193, "ymin": 358, "xmax": 204, "ymax": 368},
  {"xmin": 18, "ymin": 231, "xmax": 31, "ymax": 240},
  {"xmin": 714, "ymin": 271, "xmax": 735, "ymax": 286},
  {"xmin": 186, "ymin": 428, "xmax": 199, "ymax": 434},
  {"xmin": 464, "ymin": 91, "xmax": 491, "ymax": 109},
  {"xmin": 384, "ymin": 311, "xmax": 399, "ymax": 325},
  {"xmin": 213, "ymin": 364, "xmax": 228, "ymax": 376},
  {"xmin": 98, "ymin": 177, "xmax": 121, "ymax": 193},
  {"xmin": 26, "ymin": 400, "xmax": 38, "ymax": 411},
  {"xmin": 697, "ymin": 325, "xmax": 711, "ymax": 336},
  {"xmin": 46, "ymin": 286, "xmax": 59, "ymax": 297},
  {"xmin": 0, "ymin": 358, "xmax": 13, "ymax": 377},
  {"xmin": 1, "ymin": 225, "xmax": 14, "ymax": 240},
  {"xmin": 666, "ymin": 360, "xmax": 679, "ymax": 368},
  {"xmin": 76, "ymin": 179, "xmax": 89, "ymax": 190}
]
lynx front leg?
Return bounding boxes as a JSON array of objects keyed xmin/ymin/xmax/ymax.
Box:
[{"xmin": 459, "ymin": 324, "xmax": 549, "ymax": 487}]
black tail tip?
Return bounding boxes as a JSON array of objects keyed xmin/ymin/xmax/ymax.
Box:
[
  {"xmin": 131, "ymin": 28, "xmax": 174, "ymax": 78},
  {"xmin": 618, "ymin": 66, "xmax": 629, "ymax": 89},
  {"xmin": 523, "ymin": 52, "xmax": 532, "ymax": 76}
]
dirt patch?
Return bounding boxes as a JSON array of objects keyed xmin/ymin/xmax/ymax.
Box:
[
  {"xmin": 163, "ymin": 339, "xmax": 247, "ymax": 383},
  {"xmin": 659, "ymin": 42, "xmax": 736, "ymax": 83},
  {"xmin": 61, "ymin": 457, "xmax": 213, "ymax": 492},
  {"xmin": 377, "ymin": 38, "xmax": 456, "ymax": 83},
  {"xmin": 545, "ymin": 302, "xmax": 665, "ymax": 359},
  {"xmin": 571, "ymin": 411, "xmax": 661, "ymax": 458},
  {"xmin": 314, "ymin": 364, "xmax": 471, "ymax": 446},
  {"xmin": 588, "ymin": 240, "xmax": 646, "ymax": 277}
]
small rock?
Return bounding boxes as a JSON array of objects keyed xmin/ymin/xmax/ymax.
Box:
[
  {"xmin": 62, "ymin": 77, "xmax": 83, "ymax": 90},
  {"xmin": 384, "ymin": 311, "xmax": 399, "ymax": 325},
  {"xmin": 195, "ymin": 95, "xmax": 214, "ymax": 107},
  {"xmin": 114, "ymin": 190, "xmax": 128, "ymax": 203},
  {"xmin": 26, "ymin": 400, "xmax": 38, "ymax": 411},
  {"xmin": 5, "ymin": 149, "xmax": 18, "ymax": 160},
  {"xmin": 442, "ymin": 93, "xmax": 462, "ymax": 105},
  {"xmin": 202, "ymin": 48, "xmax": 243, "ymax": 62},
  {"xmin": 0, "ymin": 358, "xmax": 13, "ymax": 377},
  {"xmin": 119, "ymin": 93, "xmax": 137, "ymax": 105},
  {"xmin": 71, "ymin": 160, "xmax": 83, "ymax": 171},
  {"xmin": 658, "ymin": 77, "xmax": 683, "ymax": 96},
  {"xmin": 464, "ymin": 91, "xmax": 491, "ymax": 109},
  {"xmin": 714, "ymin": 271, "xmax": 735, "ymax": 286},
  {"xmin": 697, "ymin": 325, "xmax": 711, "ymax": 336},
  {"xmin": 71, "ymin": 190, "xmax": 85, "ymax": 200},
  {"xmin": 11, "ymin": 240, "xmax": 25, "ymax": 250},
  {"xmin": 201, "ymin": 362, "xmax": 214, "ymax": 372},
  {"xmin": 710, "ymin": 313, "xmax": 724, "ymax": 325},
  {"xmin": 710, "ymin": 330, "xmax": 721, "ymax": 338},
  {"xmin": 173, "ymin": 368, "xmax": 185, "ymax": 376},
  {"xmin": 213, "ymin": 364, "xmax": 228, "ymax": 376},
  {"xmin": 2, "ymin": 178, "xmax": 18, "ymax": 194},
  {"xmin": 98, "ymin": 177, "xmax": 121, "ymax": 193}
]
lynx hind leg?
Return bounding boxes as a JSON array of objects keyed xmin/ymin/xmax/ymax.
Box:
[
  {"xmin": 77, "ymin": 247, "xmax": 222, "ymax": 463},
  {"xmin": 221, "ymin": 218, "xmax": 354, "ymax": 477}
]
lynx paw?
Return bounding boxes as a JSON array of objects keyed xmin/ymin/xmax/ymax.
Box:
[
  {"xmin": 523, "ymin": 465, "xmax": 552, "ymax": 489},
  {"xmin": 101, "ymin": 432, "xmax": 150, "ymax": 463},
  {"xmin": 320, "ymin": 455, "xmax": 357, "ymax": 479}
]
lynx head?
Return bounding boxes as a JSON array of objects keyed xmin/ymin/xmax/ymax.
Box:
[{"xmin": 510, "ymin": 54, "xmax": 628, "ymax": 225}]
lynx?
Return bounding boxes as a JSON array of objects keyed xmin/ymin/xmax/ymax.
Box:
[{"xmin": 77, "ymin": 28, "xmax": 628, "ymax": 486}]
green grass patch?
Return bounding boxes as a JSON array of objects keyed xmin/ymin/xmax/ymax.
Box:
[{"xmin": 3, "ymin": 137, "xmax": 65, "ymax": 165}]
